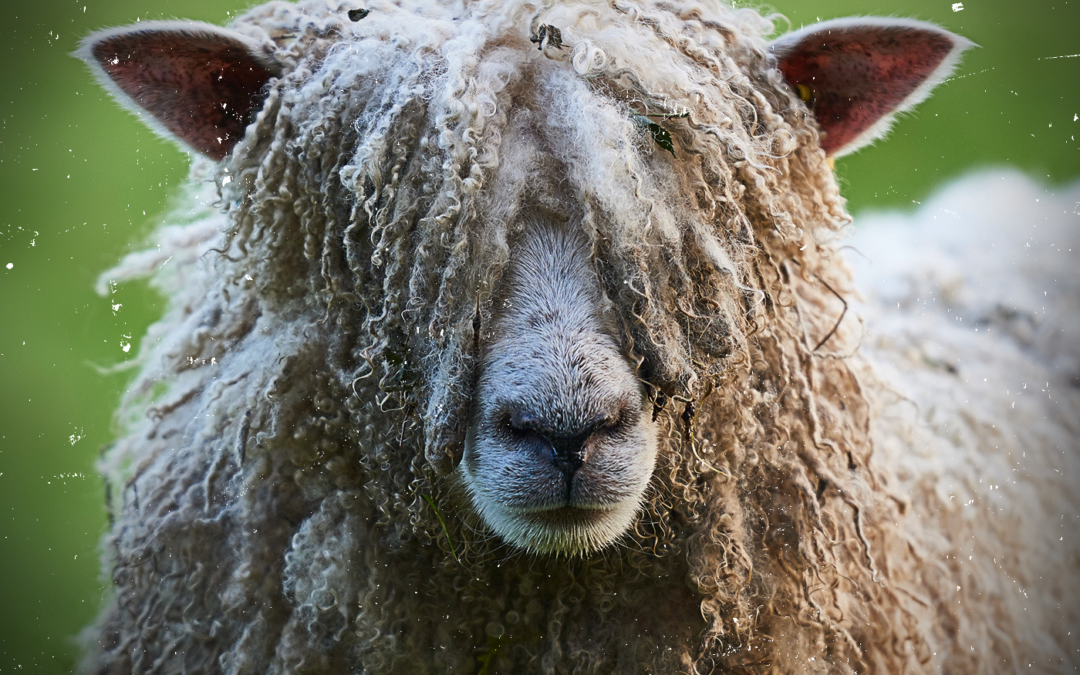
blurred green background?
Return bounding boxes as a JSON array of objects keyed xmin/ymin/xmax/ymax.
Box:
[{"xmin": 0, "ymin": 0, "xmax": 1076, "ymax": 671}]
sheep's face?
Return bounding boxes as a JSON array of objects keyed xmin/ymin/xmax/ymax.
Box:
[{"xmin": 461, "ymin": 216, "xmax": 657, "ymax": 555}]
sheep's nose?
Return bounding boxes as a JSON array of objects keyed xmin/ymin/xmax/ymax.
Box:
[{"xmin": 508, "ymin": 408, "xmax": 618, "ymax": 480}]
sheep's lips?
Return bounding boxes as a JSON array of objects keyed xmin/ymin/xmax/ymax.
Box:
[
  {"xmin": 460, "ymin": 442, "xmax": 655, "ymax": 554},
  {"xmin": 486, "ymin": 503, "xmax": 641, "ymax": 556}
]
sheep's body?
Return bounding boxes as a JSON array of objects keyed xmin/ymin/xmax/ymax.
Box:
[
  {"xmin": 81, "ymin": 0, "xmax": 1079, "ymax": 673},
  {"xmin": 850, "ymin": 171, "xmax": 1080, "ymax": 672}
]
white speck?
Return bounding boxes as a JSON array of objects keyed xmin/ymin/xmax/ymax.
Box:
[
  {"xmin": 952, "ymin": 2, "xmax": 963, "ymax": 11},
  {"xmin": 222, "ymin": 175, "xmax": 232, "ymax": 185}
]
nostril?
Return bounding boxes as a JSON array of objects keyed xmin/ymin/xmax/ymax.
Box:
[{"xmin": 507, "ymin": 409, "xmax": 544, "ymax": 436}]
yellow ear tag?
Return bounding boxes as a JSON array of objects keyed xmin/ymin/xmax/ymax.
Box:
[{"xmin": 826, "ymin": 157, "xmax": 835, "ymax": 170}]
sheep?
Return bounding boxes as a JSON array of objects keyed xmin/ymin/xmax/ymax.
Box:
[{"xmin": 75, "ymin": 0, "xmax": 1080, "ymax": 673}]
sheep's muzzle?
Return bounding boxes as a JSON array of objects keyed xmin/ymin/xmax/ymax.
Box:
[{"xmin": 459, "ymin": 215, "xmax": 658, "ymax": 555}]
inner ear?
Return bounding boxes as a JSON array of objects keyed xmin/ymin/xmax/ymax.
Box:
[
  {"xmin": 771, "ymin": 18, "xmax": 973, "ymax": 157},
  {"xmin": 76, "ymin": 22, "xmax": 282, "ymax": 160}
]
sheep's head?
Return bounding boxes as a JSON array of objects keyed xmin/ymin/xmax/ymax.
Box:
[{"xmin": 77, "ymin": 2, "xmax": 970, "ymax": 556}]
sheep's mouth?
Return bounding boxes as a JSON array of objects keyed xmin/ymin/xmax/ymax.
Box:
[
  {"xmin": 504, "ymin": 501, "xmax": 618, "ymax": 515},
  {"xmin": 482, "ymin": 498, "xmax": 641, "ymax": 555}
]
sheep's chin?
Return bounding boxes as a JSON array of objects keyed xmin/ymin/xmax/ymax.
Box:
[{"xmin": 476, "ymin": 498, "xmax": 641, "ymax": 555}]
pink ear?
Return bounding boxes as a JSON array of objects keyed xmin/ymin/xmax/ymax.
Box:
[
  {"xmin": 770, "ymin": 18, "xmax": 973, "ymax": 157},
  {"xmin": 76, "ymin": 22, "xmax": 281, "ymax": 160}
]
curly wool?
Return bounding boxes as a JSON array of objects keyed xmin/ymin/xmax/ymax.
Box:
[{"xmin": 83, "ymin": 1, "xmax": 1079, "ymax": 674}]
